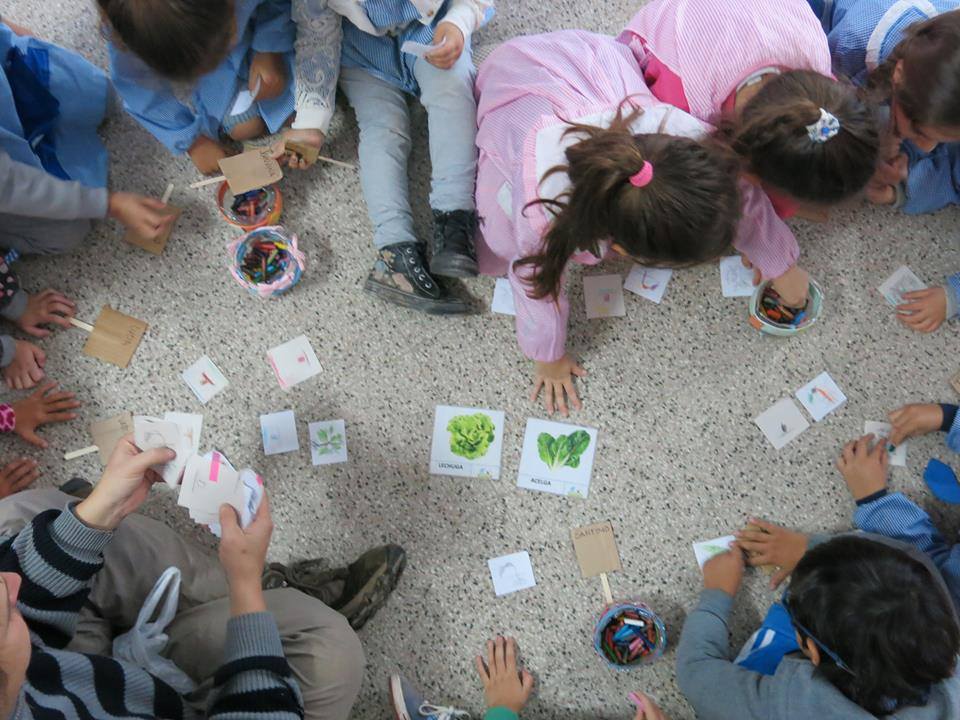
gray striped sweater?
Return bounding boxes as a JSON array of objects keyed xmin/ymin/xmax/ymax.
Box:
[{"xmin": 3, "ymin": 506, "xmax": 304, "ymax": 720}]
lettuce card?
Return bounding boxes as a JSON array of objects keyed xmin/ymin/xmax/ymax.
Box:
[
  {"xmin": 430, "ymin": 406, "xmax": 505, "ymax": 479},
  {"xmin": 517, "ymin": 419, "xmax": 598, "ymax": 498}
]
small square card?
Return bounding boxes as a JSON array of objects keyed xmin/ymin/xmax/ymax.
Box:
[
  {"xmin": 267, "ymin": 335, "xmax": 321, "ymax": 390},
  {"xmin": 755, "ymin": 398, "xmax": 810, "ymax": 449},
  {"xmin": 488, "ymin": 551, "xmax": 536, "ymax": 597},
  {"xmin": 217, "ymin": 147, "xmax": 283, "ymax": 195},
  {"xmin": 82, "ymin": 306, "xmax": 148, "ymax": 369},
  {"xmin": 796, "ymin": 372, "xmax": 847, "ymax": 422},
  {"xmin": 572, "ymin": 522, "xmax": 622, "ymax": 577},
  {"xmin": 430, "ymin": 406, "xmax": 506, "ymax": 480},
  {"xmin": 719, "ymin": 256, "xmax": 756, "ymax": 297},
  {"xmin": 583, "ymin": 274, "xmax": 626, "ymax": 319},
  {"xmin": 182, "ymin": 356, "xmax": 229, "ymax": 404},
  {"xmin": 260, "ymin": 410, "xmax": 300, "ymax": 455},
  {"xmin": 491, "ymin": 278, "xmax": 516, "ymax": 316},
  {"xmin": 692, "ymin": 535, "xmax": 736, "ymax": 569},
  {"xmin": 134, "ymin": 415, "xmax": 192, "ymax": 487},
  {"xmin": 517, "ymin": 419, "xmax": 598, "ymax": 498},
  {"xmin": 309, "ymin": 420, "xmax": 347, "ymax": 465},
  {"xmin": 879, "ymin": 266, "xmax": 926, "ymax": 307},
  {"xmin": 624, "ymin": 265, "xmax": 672, "ymax": 304},
  {"xmin": 864, "ymin": 421, "xmax": 907, "ymax": 467}
]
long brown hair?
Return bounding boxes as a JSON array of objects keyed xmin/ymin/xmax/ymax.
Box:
[
  {"xmin": 724, "ymin": 70, "xmax": 879, "ymax": 203},
  {"xmin": 868, "ymin": 10, "xmax": 960, "ymax": 128},
  {"xmin": 515, "ymin": 106, "xmax": 741, "ymax": 301}
]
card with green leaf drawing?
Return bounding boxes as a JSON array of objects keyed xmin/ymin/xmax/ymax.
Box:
[
  {"xmin": 430, "ymin": 405, "xmax": 506, "ymax": 479},
  {"xmin": 308, "ymin": 420, "xmax": 347, "ymax": 466},
  {"xmin": 517, "ymin": 419, "xmax": 598, "ymax": 498}
]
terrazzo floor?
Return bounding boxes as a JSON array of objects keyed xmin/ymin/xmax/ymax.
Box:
[{"xmin": 3, "ymin": 1, "xmax": 959, "ymax": 718}]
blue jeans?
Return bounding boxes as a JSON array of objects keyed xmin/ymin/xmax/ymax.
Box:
[{"xmin": 339, "ymin": 50, "xmax": 478, "ymax": 250}]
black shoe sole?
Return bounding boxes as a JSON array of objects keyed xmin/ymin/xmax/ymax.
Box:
[
  {"xmin": 364, "ymin": 278, "xmax": 470, "ymax": 315},
  {"xmin": 430, "ymin": 254, "xmax": 479, "ymax": 279}
]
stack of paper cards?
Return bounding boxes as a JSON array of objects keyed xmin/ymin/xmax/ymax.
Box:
[
  {"xmin": 488, "ymin": 551, "xmax": 536, "ymax": 597},
  {"xmin": 719, "ymin": 256, "xmax": 756, "ymax": 297},
  {"xmin": 864, "ymin": 421, "xmax": 907, "ymax": 466},
  {"xmin": 260, "ymin": 410, "xmax": 300, "ymax": 455},
  {"xmin": 177, "ymin": 451, "xmax": 247, "ymax": 526},
  {"xmin": 583, "ymin": 274, "xmax": 626, "ymax": 318},
  {"xmin": 692, "ymin": 535, "xmax": 736, "ymax": 569},
  {"xmin": 795, "ymin": 372, "xmax": 846, "ymax": 422},
  {"xmin": 267, "ymin": 335, "xmax": 321, "ymax": 390},
  {"xmin": 517, "ymin": 419, "xmax": 598, "ymax": 498},
  {"xmin": 879, "ymin": 266, "xmax": 926, "ymax": 306},
  {"xmin": 624, "ymin": 265, "xmax": 672, "ymax": 304},
  {"xmin": 182, "ymin": 356, "xmax": 229, "ymax": 404},
  {"xmin": 309, "ymin": 420, "xmax": 347, "ymax": 465},
  {"xmin": 430, "ymin": 406, "xmax": 506, "ymax": 480},
  {"xmin": 491, "ymin": 278, "xmax": 516, "ymax": 316},
  {"xmin": 571, "ymin": 522, "xmax": 622, "ymax": 577},
  {"xmin": 755, "ymin": 398, "xmax": 810, "ymax": 449},
  {"xmin": 134, "ymin": 415, "xmax": 199, "ymax": 487},
  {"xmin": 208, "ymin": 469, "xmax": 264, "ymax": 537}
]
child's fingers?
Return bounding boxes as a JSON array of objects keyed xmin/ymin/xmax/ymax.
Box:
[
  {"xmin": 529, "ymin": 377, "xmax": 544, "ymax": 403},
  {"xmin": 504, "ymin": 636, "xmax": 518, "ymax": 671},
  {"xmin": 563, "ymin": 379, "xmax": 582, "ymax": 412},
  {"xmin": 493, "ymin": 636, "xmax": 506, "ymax": 674},
  {"xmin": 521, "ymin": 669, "xmax": 534, "ymax": 694},
  {"xmin": 20, "ymin": 429, "xmax": 46, "ymax": 448},
  {"xmin": 474, "ymin": 654, "xmax": 490, "ymax": 685},
  {"xmin": 554, "ymin": 383, "xmax": 569, "ymax": 417},
  {"xmin": 746, "ymin": 517, "xmax": 778, "ymax": 534},
  {"xmin": 841, "ymin": 439, "xmax": 857, "ymax": 464},
  {"xmin": 570, "ymin": 363, "xmax": 588, "ymax": 378},
  {"xmin": 770, "ymin": 566, "xmax": 791, "ymax": 589}
]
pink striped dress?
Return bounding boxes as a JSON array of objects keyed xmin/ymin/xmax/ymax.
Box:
[
  {"xmin": 617, "ymin": 0, "xmax": 834, "ymax": 281},
  {"xmin": 475, "ymin": 30, "xmax": 709, "ymax": 362}
]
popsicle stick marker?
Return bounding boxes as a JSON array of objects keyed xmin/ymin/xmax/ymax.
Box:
[
  {"xmin": 70, "ymin": 307, "xmax": 148, "ymax": 368},
  {"xmin": 69, "ymin": 317, "xmax": 94, "ymax": 332},
  {"xmin": 64, "ymin": 445, "xmax": 99, "ymax": 461},
  {"xmin": 600, "ymin": 572, "xmax": 614, "ymax": 605}
]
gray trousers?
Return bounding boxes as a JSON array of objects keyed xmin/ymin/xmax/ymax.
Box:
[
  {"xmin": 0, "ymin": 215, "xmax": 91, "ymax": 255},
  {"xmin": 0, "ymin": 489, "xmax": 365, "ymax": 720}
]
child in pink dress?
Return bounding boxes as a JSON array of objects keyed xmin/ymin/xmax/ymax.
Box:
[{"xmin": 475, "ymin": 31, "xmax": 741, "ymax": 415}]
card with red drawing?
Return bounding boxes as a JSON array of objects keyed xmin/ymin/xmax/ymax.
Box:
[
  {"xmin": 182, "ymin": 355, "xmax": 229, "ymax": 404},
  {"xmin": 266, "ymin": 334, "xmax": 322, "ymax": 390}
]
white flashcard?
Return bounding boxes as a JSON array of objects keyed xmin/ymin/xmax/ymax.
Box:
[
  {"xmin": 229, "ymin": 76, "xmax": 262, "ymax": 117},
  {"xmin": 309, "ymin": 420, "xmax": 348, "ymax": 466},
  {"xmin": 400, "ymin": 36, "xmax": 447, "ymax": 58},
  {"xmin": 260, "ymin": 410, "xmax": 300, "ymax": 455},
  {"xmin": 624, "ymin": 265, "xmax": 672, "ymax": 304},
  {"xmin": 719, "ymin": 256, "xmax": 756, "ymax": 297},
  {"xmin": 209, "ymin": 469, "xmax": 264, "ymax": 537},
  {"xmin": 517, "ymin": 419, "xmax": 598, "ymax": 498},
  {"xmin": 430, "ymin": 406, "xmax": 505, "ymax": 480},
  {"xmin": 755, "ymin": 398, "xmax": 810, "ymax": 450},
  {"xmin": 163, "ymin": 412, "xmax": 203, "ymax": 455},
  {"xmin": 583, "ymin": 274, "xmax": 626, "ymax": 319},
  {"xmin": 879, "ymin": 266, "xmax": 926, "ymax": 307},
  {"xmin": 491, "ymin": 278, "xmax": 516, "ymax": 316},
  {"xmin": 178, "ymin": 451, "xmax": 244, "ymax": 522},
  {"xmin": 795, "ymin": 372, "xmax": 847, "ymax": 422},
  {"xmin": 692, "ymin": 535, "xmax": 736, "ymax": 569},
  {"xmin": 182, "ymin": 356, "xmax": 229, "ymax": 404},
  {"xmin": 134, "ymin": 416, "xmax": 192, "ymax": 487},
  {"xmin": 267, "ymin": 335, "xmax": 322, "ymax": 390},
  {"xmin": 488, "ymin": 550, "xmax": 536, "ymax": 597},
  {"xmin": 864, "ymin": 421, "xmax": 907, "ymax": 467}
]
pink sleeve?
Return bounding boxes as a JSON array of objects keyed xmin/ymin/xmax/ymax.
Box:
[
  {"xmin": 733, "ymin": 180, "xmax": 800, "ymax": 280},
  {"xmin": 0, "ymin": 404, "xmax": 14, "ymax": 433}
]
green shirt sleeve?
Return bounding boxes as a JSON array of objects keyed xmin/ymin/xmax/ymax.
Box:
[{"xmin": 484, "ymin": 708, "xmax": 519, "ymax": 720}]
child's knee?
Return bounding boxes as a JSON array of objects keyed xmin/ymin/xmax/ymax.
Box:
[
  {"xmin": 226, "ymin": 115, "xmax": 268, "ymax": 142},
  {"xmin": 418, "ymin": 54, "xmax": 477, "ymax": 99}
]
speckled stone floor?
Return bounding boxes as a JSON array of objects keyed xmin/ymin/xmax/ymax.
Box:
[{"xmin": 3, "ymin": 1, "xmax": 959, "ymax": 718}]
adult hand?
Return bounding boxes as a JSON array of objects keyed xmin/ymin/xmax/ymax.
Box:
[
  {"xmin": 888, "ymin": 403, "xmax": 944, "ymax": 446},
  {"xmin": 735, "ymin": 519, "xmax": 808, "ymax": 589},
  {"xmin": 631, "ymin": 692, "xmax": 669, "ymax": 720},
  {"xmin": 531, "ymin": 355, "xmax": 586, "ymax": 416},
  {"xmin": 475, "ymin": 636, "xmax": 534, "ymax": 715},
  {"xmin": 280, "ymin": 127, "xmax": 325, "ymax": 170},
  {"xmin": 427, "ymin": 22, "xmax": 465, "ymax": 69},
  {"xmin": 249, "ymin": 52, "xmax": 286, "ymax": 101},
  {"xmin": 770, "ymin": 265, "xmax": 810, "ymax": 307},
  {"xmin": 75, "ymin": 435, "xmax": 173, "ymax": 530},
  {"xmin": 17, "ymin": 289, "xmax": 76, "ymax": 338},
  {"xmin": 219, "ymin": 493, "xmax": 273, "ymax": 615},
  {"xmin": 836, "ymin": 434, "xmax": 888, "ymax": 502},
  {"xmin": 0, "ymin": 458, "xmax": 39, "ymax": 499},
  {"xmin": 108, "ymin": 192, "xmax": 175, "ymax": 240},
  {"xmin": 701, "ymin": 544, "xmax": 745, "ymax": 597},
  {"xmin": 896, "ymin": 287, "xmax": 947, "ymax": 333},
  {"xmin": 10, "ymin": 381, "xmax": 81, "ymax": 448},
  {"xmin": 188, "ymin": 135, "xmax": 228, "ymax": 175},
  {"xmin": 3, "ymin": 340, "xmax": 44, "ymax": 390}
]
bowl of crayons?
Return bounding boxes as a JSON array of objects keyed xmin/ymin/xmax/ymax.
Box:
[
  {"xmin": 227, "ymin": 225, "xmax": 305, "ymax": 299},
  {"xmin": 217, "ymin": 183, "xmax": 283, "ymax": 231},
  {"xmin": 593, "ymin": 600, "xmax": 667, "ymax": 670},
  {"xmin": 748, "ymin": 279, "xmax": 823, "ymax": 337}
]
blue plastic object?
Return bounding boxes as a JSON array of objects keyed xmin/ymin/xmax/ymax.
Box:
[{"xmin": 924, "ymin": 459, "xmax": 960, "ymax": 504}]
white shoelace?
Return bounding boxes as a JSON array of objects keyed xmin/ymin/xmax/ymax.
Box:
[{"xmin": 419, "ymin": 703, "xmax": 470, "ymax": 720}]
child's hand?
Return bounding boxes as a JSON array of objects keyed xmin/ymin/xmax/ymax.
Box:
[
  {"xmin": 770, "ymin": 265, "xmax": 809, "ymax": 307},
  {"xmin": 532, "ymin": 355, "xmax": 587, "ymax": 417},
  {"xmin": 188, "ymin": 135, "xmax": 229, "ymax": 175},
  {"xmin": 427, "ymin": 22, "xmax": 465, "ymax": 69},
  {"xmin": 631, "ymin": 692, "xmax": 669, "ymax": 720},
  {"xmin": 475, "ymin": 636, "xmax": 534, "ymax": 715},
  {"xmin": 4, "ymin": 340, "xmax": 45, "ymax": 390},
  {"xmin": 866, "ymin": 152, "xmax": 908, "ymax": 205},
  {"xmin": 701, "ymin": 545, "xmax": 745, "ymax": 597},
  {"xmin": 280, "ymin": 127, "xmax": 325, "ymax": 170},
  {"xmin": 735, "ymin": 518, "xmax": 808, "ymax": 589},
  {"xmin": 896, "ymin": 287, "xmax": 947, "ymax": 333},
  {"xmin": 108, "ymin": 192, "xmax": 175, "ymax": 240},
  {"xmin": 5, "ymin": 20, "xmax": 35, "ymax": 37},
  {"xmin": 249, "ymin": 52, "xmax": 287, "ymax": 101},
  {"xmin": 837, "ymin": 434, "xmax": 888, "ymax": 502},
  {"xmin": 17, "ymin": 289, "xmax": 76, "ymax": 338},
  {"xmin": 0, "ymin": 458, "xmax": 39, "ymax": 498},
  {"xmin": 888, "ymin": 403, "xmax": 944, "ymax": 446},
  {"xmin": 11, "ymin": 381, "xmax": 81, "ymax": 448}
]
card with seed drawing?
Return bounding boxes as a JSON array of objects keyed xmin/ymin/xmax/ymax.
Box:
[
  {"xmin": 795, "ymin": 372, "xmax": 846, "ymax": 422},
  {"xmin": 754, "ymin": 398, "xmax": 810, "ymax": 450}
]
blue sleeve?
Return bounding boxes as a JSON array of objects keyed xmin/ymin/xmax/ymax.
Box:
[
  {"xmin": 252, "ymin": 0, "xmax": 297, "ymax": 53},
  {"xmin": 946, "ymin": 273, "xmax": 960, "ymax": 320},
  {"xmin": 854, "ymin": 492, "xmax": 960, "ymax": 607},
  {"xmin": 901, "ymin": 141, "xmax": 960, "ymax": 215},
  {"xmin": 947, "ymin": 411, "xmax": 960, "ymax": 454}
]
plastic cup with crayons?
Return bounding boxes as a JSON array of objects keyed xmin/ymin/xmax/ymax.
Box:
[
  {"xmin": 593, "ymin": 600, "xmax": 667, "ymax": 670},
  {"xmin": 217, "ymin": 182, "xmax": 283, "ymax": 231},
  {"xmin": 227, "ymin": 225, "xmax": 305, "ymax": 299},
  {"xmin": 748, "ymin": 279, "xmax": 823, "ymax": 337}
]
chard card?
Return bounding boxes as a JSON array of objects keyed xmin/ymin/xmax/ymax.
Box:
[
  {"xmin": 430, "ymin": 406, "xmax": 505, "ymax": 479},
  {"xmin": 517, "ymin": 419, "xmax": 598, "ymax": 498}
]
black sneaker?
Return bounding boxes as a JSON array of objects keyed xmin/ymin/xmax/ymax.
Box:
[
  {"xmin": 58, "ymin": 477, "xmax": 93, "ymax": 499},
  {"xmin": 364, "ymin": 242, "xmax": 469, "ymax": 315},
  {"xmin": 429, "ymin": 210, "xmax": 479, "ymax": 278}
]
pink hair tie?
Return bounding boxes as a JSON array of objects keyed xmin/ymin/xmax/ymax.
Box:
[{"xmin": 629, "ymin": 161, "xmax": 654, "ymax": 187}]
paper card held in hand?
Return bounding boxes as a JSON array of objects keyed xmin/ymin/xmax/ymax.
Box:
[
  {"xmin": 692, "ymin": 535, "xmax": 736, "ymax": 569},
  {"xmin": 878, "ymin": 266, "xmax": 926, "ymax": 307},
  {"xmin": 90, "ymin": 412, "xmax": 133, "ymax": 464},
  {"xmin": 209, "ymin": 469, "xmax": 263, "ymax": 537},
  {"xmin": 583, "ymin": 274, "xmax": 626, "ymax": 319},
  {"xmin": 79, "ymin": 306, "xmax": 148, "ymax": 368},
  {"xmin": 572, "ymin": 522, "xmax": 622, "ymax": 578},
  {"xmin": 267, "ymin": 335, "xmax": 321, "ymax": 390},
  {"xmin": 218, "ymin": 148, "xmax": 283, "ymax": 195},
  {"xmin": 134, "ymin": 414, "xmax": 200, "ymax": 487},
  {"xmin": 864, "ymin": 421, "xmax": 907, "ymax": 467},
  {"xmin": 178, "ymin": 451, "xmax": 246, "ymax": 526},
  {"xmin": 400, "ymin": 37, "xmax": 446, "ymax": 58}
]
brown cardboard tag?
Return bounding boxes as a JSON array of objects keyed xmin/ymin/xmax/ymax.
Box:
[
  {"xmin": 123, "ymin": 206, "xmax": 181, "ymax": 255},
  {"xmin": 951, "ymin": 370, "xmax": 960, "ymax": 396},
  {"xmin": 90, "ymin": 412, "xmax": 133, "ymax": 464},
  {"xmin": 572, "ymin": 521, "xmax": 623, "ymax": 578},
  {"xmin": 218, "ymin": 148, "xmax": 283, "ymax": 195},
  {"xmin": 285, "ymin": 140, "xmax": 320, "ymax": 165},
  {"xmin": 83, "ymin": 306, "xmax": 148, "ymax": 368}
]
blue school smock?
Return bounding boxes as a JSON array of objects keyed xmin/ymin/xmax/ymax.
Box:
[
  {"xmin": 808, "ymin": 0, "xmax": 960, "ymax": 215},
  {"xmin": 108, "ymin": 0, "xmax": 296, "ymax": 155},
  {"xmin": 0, "ymin": 24, "xmax": 108, "ymax": 189}
]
